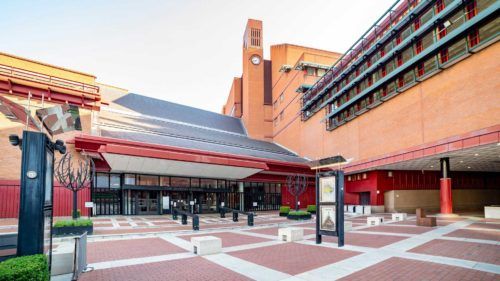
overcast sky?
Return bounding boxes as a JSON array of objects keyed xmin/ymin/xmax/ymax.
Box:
[{"xmin": 2, "ymin": 0, "xmax": 394, "ymax": 113}]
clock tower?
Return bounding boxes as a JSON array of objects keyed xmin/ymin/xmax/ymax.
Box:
[{"xmin": 241, "ymin": 19, "xmax": 273, "ymax": 141}]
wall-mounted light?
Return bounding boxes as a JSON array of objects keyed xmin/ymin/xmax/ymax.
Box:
[{"xmin": 376, "ymin": 190, "xmax": 380, "ymax": 194}]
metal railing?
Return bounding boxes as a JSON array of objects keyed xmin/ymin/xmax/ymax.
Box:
[
  {"xmin": 72, "ymin": 232, "xmax": 88, "ymax": 281},
  {"xmin": 0, "ymin": 64, "xmax": 99, "ymax": 95}
]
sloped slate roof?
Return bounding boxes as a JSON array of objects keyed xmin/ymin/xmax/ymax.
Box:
[
  {"xmin": 112, "ymin": 93, "xmax": 246, "ymax": 135},
  {"xmin": 99, "ymin": 93, "xmax": 307, "ymax": 164}
]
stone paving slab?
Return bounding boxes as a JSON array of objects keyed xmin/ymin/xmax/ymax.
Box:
[
  {"xmin": 229, "ymin": 242, "xmax": 360, "ymax": 275},
  {"xmin": 87, "ymin": 237, "xmax": 187, "ymax": 263},
  {"xmin": 339, "ymin": 257, "xmax": 499, "ymax": 281},
  {"xmin": 361, "ymin": 225, "xmax": 433, "ymax": 235},
  {"xmin": 445, "ymin": 229, "xmax": 500, "ymax": 242},
  {"xmin": 179, "ymin": 231, "xmax": 271, "ymax": 248},
  {"xmin": 409, "ymin": 239, "xmax": 500, "ymax": 265},
  {"xmin": 466, "ymin": 222, "xmax": 500, "ymax": 231},
  {"xmin": 80, "ymin": 256, "xmax": 252, "ymax": 281},
  {"xmin": 245, "ymin": 226, "xmax": 316, "ymax": 237}
]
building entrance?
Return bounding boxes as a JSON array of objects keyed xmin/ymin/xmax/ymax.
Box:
[{"xmin": 135, "ymin": 191, "xmax": 159, "ymax": 215}]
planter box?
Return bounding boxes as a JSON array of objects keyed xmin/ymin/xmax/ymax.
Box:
[
  {"xmin": 287, "ymin": 213, "xmax": 312, "ymax": 220},
  {"xmin": 53, "ymin": 225, "xmax": 93, "ymax": 236},
  {"xmin": 279, "ymin": 213, "xmax": 289, "ymax": 217}
]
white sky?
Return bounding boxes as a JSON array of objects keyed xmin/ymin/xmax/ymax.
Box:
[{"xmin": 2, "ymin": 0, "xmax": 394, "ymax": 113}]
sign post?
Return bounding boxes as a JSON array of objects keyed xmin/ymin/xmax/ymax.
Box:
[{"xmin": 315, "ymin": 170, "xmax": 345, "ymax": 247}]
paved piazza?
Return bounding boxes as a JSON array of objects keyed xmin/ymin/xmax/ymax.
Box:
[{"xmin": 1, "ymin": 212, "xmax": 499, "ymax": 280}]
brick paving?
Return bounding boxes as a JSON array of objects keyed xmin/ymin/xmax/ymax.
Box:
[
  {"xmin": 87, "ymin": 237, "xmax": 187, "ymax": 263},
  {"xmin": 466, "ymin": 222, "xmax": 500, "ymax": 230},
  {"xmin": 339, "ymin": 257, "xmax": 499, "ymax": 281},
  {"xmin": 229, "ymin": 242, "xmax": 360, "ymax": 275},
  {"xmin": 179, "ymin": 232, "xmax": 271, "ymax": 248},
  {"xmin": 445, "ymin": 228, "xmax": 500, "ymax": 241},
  {"xmin": 362, "ymin": 225, "xmax": 433, "ymax": 234},
  {"xmin": 245, "ymin": 226, "xmax": 316, "ymax": 236},
  {"xmin": 311, "ymin": 232, "xmax": 408, "ymax": 248},
  {"xmin": 80, "ymin": 257, "xmax": 252, "ymax": 281},
  {"xmin": 409, "ymin": 239, "xmax": 500, "ymax": 265}
]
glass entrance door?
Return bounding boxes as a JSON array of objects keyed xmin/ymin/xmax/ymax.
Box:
[{"xmin": 136, "ymin": 191, "xmax": 159, "ymax": 215}]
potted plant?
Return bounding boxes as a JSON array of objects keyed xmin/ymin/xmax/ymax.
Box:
[
  {"xmin": 306, "ymin": 205, "xmax": 316, "ymax": 214},
  {"xmin": 287, "ymin": 210, "xmax": 312, "ymax": 220},
  {"xmin": 279, "ymin": 206, "xmax": 291, "ymax": 217},
  {"xmin": 53, "ymin": 219, "xmax": 93, "ymax": 236}
]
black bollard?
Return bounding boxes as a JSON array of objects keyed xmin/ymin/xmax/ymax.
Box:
[
  {"xmin": 247, "ymin": 213, "xmax": 254, "ymax": 226},
  {"xmin": 172, "ymin": 209, "xmax": 178, "ymax": 220},
  {"xmin": 181, "ymin": 214, "xmax": 188, "ymax": 225},
  {"xmin": 193, "ymin": 215, "xmax": 199, "ymax": 231},
  {"xmin": 232, "ymin": 211, "xmax": 238, "ymax": 222},
  {"xmin": 220, "ymin": 207, "xmax": 226, "ymax": 218}
]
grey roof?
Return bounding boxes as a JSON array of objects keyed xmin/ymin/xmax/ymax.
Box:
[
  {"xmin": 113, "ymin": 93, "xmax": 246, "ymax": 135},
  {"xmin": 100, "ymin": 93, "xmax": 307, "ymax": 164}
]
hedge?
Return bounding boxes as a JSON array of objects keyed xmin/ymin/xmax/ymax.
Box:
[
  {"xmin": 288, "ymin": 211, "xmax": 311, "ymax": 216},
  {"xmin": 54, "ymin": 218, "xmax": 93, "ymax": 228},
  {"xmin": 0, "ymin": 254, "xmax": 49, "ymax": 281},
  {"xmin": 279, "ymin": 206, "xmax": 291, "ymax": 214},
  {"xmin": 306, "ymin": 205, "xmax": 316, "ymax": 213}
]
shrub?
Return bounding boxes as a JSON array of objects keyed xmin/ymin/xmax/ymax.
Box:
[
  {"xmin": 0, "ymin": 254, "xmax": 49, "ymax": 281},
  {"xmin": 279, "ymin": 206, "xmax": 291, "ymax": 214},
  {"xmin": 72, "ymin": 209, "xmax": 81, "ymax": 218},
  {"xmin": 288, "ymin": 211, "xmax": 311, "ymax": 216},
  {"xmin": 54, "ymin": 219, "xmax": 93, "ymax": 228},
  {"xmin": 307, "ymin": 205, "xmax": 316, "ymax": 213}
]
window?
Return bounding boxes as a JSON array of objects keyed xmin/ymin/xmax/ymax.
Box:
[
  {"xmin": 306, "ymin": 67, "xmax": 315, "ymax": 76},
  {"xmin": 396, "ymin": 54, "xmax": 403, "ymax": 67},
  {"xmin": 362, "ymin": 173, "xmax": 367, "ymax": 179},
  {"xmin": 381, "ymin": 65, "xmax": 387, "ymax": 77},
  {"xmin": 417, "ymin": 63, "xmax": 425, "ymax": 77},
  {"xmin": 437, "ymin": 23, "xmax": 447, "ymax": 39},
  {"xmin": 317, "ymin": 68, "xmax": 326, "ymax": 76},
  {"xmin": 415, "ymin": 39, "xmax": 423, "ymax": 54},
  {"xmin": 191, "ymin": 178, "xmax": 200, "ymax": 188},
  {"xmin": 414, "ymin": 17, "xmax": 421, "ymax": 30},
  {"xmin": 124, "ymin": 174, "xmax": 136, "ymax": 185},
  {"xmin": 137, "ymin": 174, "xmax": 159, "ymax": 186},
  {"xmin": 217, "ymin": 180, "xmax": 226, "ymax": 189},
  {"xmin": 398, "ymin": 76, "xmax": 404, "ymax": 88},
  {"xmin": 201, "ymin": 178, "xmax": 217, "ymax": 188},
  {"xmin": 436, "ymin": 0, "xmax": 445, "ymax": 13},
  {"xmin": 466, "ymin": 1, "xmax": 477, "ymax": 20},
  {"xmin": 171, "ymin": 177, "xmax": 190, "ymax": 187},
  {"xmin": 110, "ymin": 174, "xmax": 121, "ymax": 189},
  {"xmin": 279, "ymin": 93, "xmax": 284, "ymax": 103},
  {"xmin": 396, "ymin": 34, "xmax": 402, "ymax": 45},
  {"xmin": 468, "ymin": 29, "xmax": 480, "ymax": 48},
  {"xmin": 95, "ymin": 173, "xmax": 109, "ymax": 188},
  {"xmin": 160, "ymin": 176, "xmax": 170, "ymax": 186},
  {"xmin": 439, "ymin": 48, "xmax": 449, "ymax": 63}
]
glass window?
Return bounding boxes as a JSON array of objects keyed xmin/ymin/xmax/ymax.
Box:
[
  {"xmin": 137, "ymin": 174, "xmax": 159, "ymax": 186},
  {"xmin": 201, "ymin": 178, "xmax": 217, "ymax": 188},
  {"xmin": 317, "ymin": 68, "xmax": 326, "ymax": 76},
  {"xmin": 217, "ymin": 180, "xmax": 226, "ymax": 189},
  {"xmin": 171, "ymin": 177, "xmax": 190, "ymax": 187},
  {"xmin": 110, "ymin": 174, "xmax": 121, "ymax": 189},
  {"xmin": 191, "ymin": 178, "xmax": 200, "ymax": 188},
  {"xmin": 124, "ymin": 174, "xmax": 136, "ymax": 185},
  {"xmin": 96, "ymin": 173, "xmax": 109, "ymax": 188},
  {"xmin": 306, "ymin": 67, "xmax": 315, "ymax": 76},
  {"xmin": 160, "ymin": 176, "xmax": 170, "ymax": 186}
]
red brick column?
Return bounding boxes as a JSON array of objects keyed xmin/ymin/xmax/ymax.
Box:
[{"xmin": 440, "ymin": 178, "xmax": 453, "ymax": 214}]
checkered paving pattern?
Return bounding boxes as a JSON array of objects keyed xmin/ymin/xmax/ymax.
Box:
[{"xmin": 2, "ymin": 211, "xmax": 497, "ymax": 280}]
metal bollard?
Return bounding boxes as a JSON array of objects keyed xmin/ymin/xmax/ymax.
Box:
[
  {"xmin": 220, "ymin": 207, "xmax": 226, "ymax": 218},
  {"xmin": 182, "ymin": 214, "xmax": 188, "ymax": 225},
  {"xmin": 247, "ymin": 213, "xmax": 254, "ymax": 226},
  {"xmin": 193, "ymin": 215, "xmax": 199, "ymax": 231},
  {"xmin": 172, "ymin": 209, "xmax": 178, "ymax": 220},
  {"xmin": 233, "ymin": 211, "xmax": 238, "ymax": 222}
]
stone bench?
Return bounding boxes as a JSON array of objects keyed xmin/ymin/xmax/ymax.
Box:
[
  {"xmin": 344, "ymin": 221, "xmax": 353, "ymax": 232},
  {"xmin": 347, "ymin": 205, "xmax": 355, "ymax": 213},
  {"xmin": 367, "ymin": 216, "xmax": 384, "ymax": 226},
  {"xmin": 392, "ymin": 213, "xmax": 407, "ymax": 221},
  {"xmin": 485, "ymin": 206, "xmax": 500, "ymax": 219},
  {"xmin": 355, "ymin": 205, "xmax": 364, "ymax": 214},
  {"xmin": 363, "ymin": 206, "xmax": 372, "ymax": 215},
  {"xmin": 51, "ymin": 241, "xmax": 75, "ymax": 276},
  {"xmin": 278, "ymin": 227, "xmax": 303, "ymax": 242},
  {"xmin": 191, "ymin": 236, "xmax": 222, "ymax": 256}
]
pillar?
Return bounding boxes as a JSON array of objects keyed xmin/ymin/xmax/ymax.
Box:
[
  {"xmin": 238, "ymin": 182, "xmax": 245, "ymax": 212},
  {"xmin": 440, "ymin": 157, "xmax": 453, "ymax": 214}
]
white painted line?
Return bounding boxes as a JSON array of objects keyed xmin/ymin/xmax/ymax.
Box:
[{"xmin": 90, "ymin": 252, "xmax": 195, "ymax": 270}]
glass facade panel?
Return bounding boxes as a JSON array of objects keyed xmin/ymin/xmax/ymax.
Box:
[
  {"xmin": 124, "ymin": 174, "xmax": 136, "ymax": 185},
  {"xmin": 110, "ymin": 174, "xmax": 121, "ymax": 189},
  {"xmin": 171, "ymin": 177, "xmax": 190, "ymax": 187},
  {"xmin": 160, "ymin": 176, "xmax": 170, "ymax": 186},
  {"xmin": 191, "ymin": 178, "xmax": 200, "ymax": 188},
  {"xmin": 200, "ymin": 178, "xmax": 217, "ymax": 188},
  {"xmin": 137, "ymin": 175, "xmax": 159, "ymax": 186},
  {"xmin": 96, "ymin": 173, "xmax": 109, "ymax": 188}
]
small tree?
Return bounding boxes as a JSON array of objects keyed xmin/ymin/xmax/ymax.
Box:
[
  {"xmin": 286, "ymin": 175, "xmax": 308, "ymax": 211},
  {"xmin": 55, "ymin": 153, "xmax": 95, "ymax": 219}
]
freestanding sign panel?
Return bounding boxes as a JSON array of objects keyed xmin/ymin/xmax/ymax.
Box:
[
  {"xmin": 316, "ymin": 170, "xmax": 344, "ymax": 247},
  {"xmin": 15, "ymin": 131, "xmax": 59, "ymax": 270}
]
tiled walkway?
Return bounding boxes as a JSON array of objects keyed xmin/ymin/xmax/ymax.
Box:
[{"xmin": 2, "ymin": 212, "xmax": 500, "ymax": 280}]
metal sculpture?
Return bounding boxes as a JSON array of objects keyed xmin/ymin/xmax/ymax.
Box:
[
  {"xmin": 286, "ymin": 175, "xmax": 308, "ymax": 211},
  {"xmin": 55, "ymin": 153, "xmax": 95, "ymax": 219}
]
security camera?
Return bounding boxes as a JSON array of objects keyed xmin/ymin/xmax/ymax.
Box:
[{"xmin": 8, "ymin": 134, "xmax": 21, "ymax": 147}]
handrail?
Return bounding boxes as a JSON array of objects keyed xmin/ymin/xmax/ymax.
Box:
[{"xmin": 0, "ymin": 64, "xmax": 99, "ymax": 95}]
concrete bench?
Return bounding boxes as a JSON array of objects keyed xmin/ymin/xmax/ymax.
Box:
[
  {"xmin": 278, "ymin": 227, "xmax": 303, "ymax": 242},
  {"xmin": 392, "ymin": 213, "xmax": 407, "ymax": 221},
  {"xmin": 191, "ymin": 236, "xmax": 222, "ymax": 256},
  {"xmin": 347, "ymin": 205, "xmax": 355, "ymax": 213},
  {"xmin": 355, "ymin": 205, "xmax": 364, "ymax": 214},
  {"xmin": 363, "ymin": 206, "xmax": 372, "ymax": 215},
  {"xmin": 367, "ymin": 216, "xmax": 384, "ymax": 226},
  {"xmin": 416, "ymin": 208, "xmax": 436, "ymax": 227},
  {"xmin": 485, "ymin": 206, "xmax": 500, "ymax": 219},
  {"xmin": 51, "ymin": 241, "xmax": 75, "ymax": 276}
]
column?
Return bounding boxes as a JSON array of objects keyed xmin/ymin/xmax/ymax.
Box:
[
  {"xmin": 440, "ymin": 157, "xmax": 453, "ymax": 214},
  {"xmin": 238, "ymin": 182, "xmax": 245, "ymax": 211}
]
